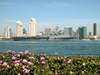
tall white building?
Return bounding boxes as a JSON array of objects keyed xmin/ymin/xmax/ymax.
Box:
[
  {"xmin": 16, "ymin": 21, "xmax": 23, "ymax": 36},
  {"xmin": 45, "ymin": 28, "xmax": 52, "ymax": 35},
  {"xmin": 64, "ymin": 26, "xmax": 72, "ymax": 36},
  {"xmin": 29, "ymin": 18, "xmax": 37, "ymax": 36},
  {"xmin": 4, "ymin": 26, "xmax": 12, "ymax": 38}
]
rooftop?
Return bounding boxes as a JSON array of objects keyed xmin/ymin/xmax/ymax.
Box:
[{"xmin": 17, "ymin": 20, "xmax": 22, "ymax": 25}]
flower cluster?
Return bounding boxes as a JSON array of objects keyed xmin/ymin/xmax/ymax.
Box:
[
  {"xmin": 0, "ymin": 51, "xmax": 100, "ymax": 75},
  {"xmin": 25, "ymin": 50, "xmax": 29, "ymax": 54},
  {"xmin": 29, "ymin": 57, "xmax": 34, "ymax": 60}
]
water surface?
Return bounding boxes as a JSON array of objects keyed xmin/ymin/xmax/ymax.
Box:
[{"xmin": 0, "ymin": 40, "xmax": 100, "ymax": 57}]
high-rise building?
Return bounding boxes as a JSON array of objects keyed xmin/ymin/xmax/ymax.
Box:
[
  {"xmin": 37, "ymin": 31, "xmax": 39, "ymax": 35},
  {"xmin": 89, "ymin": 32, "xmax": 91, "ymax": 36},
  {"xmin": 4, "ymin": 26, "xmax": 12, "ymax": 38},
  {"xmin": 45, "ymin": 28, "xmax": 52, "ymax": 35},
  {"xmin": 78, "ymin": 26, "xmax": 87, "ymax": 38},
  {"xmin": 73, "ymin": 31, "xmax": 77, "ymax": 36},
  {"xmin": 76, "ymin": 29, "xmax": 79, "ymax": 35},
  {"xmin": 16, "ymin": 21, "xmax": 23, "ymax": 36},
  {"xmin": 12, "ymin": 32, "xmax": 16, "ymax": 37},
  {"xmin": 64, "ymin": 26, "xmax": 72, "ymax": 36},
  {"xmin": 29, "ymin": 18, "xmax": 37, "ymax": 36},
  {"xmin": 93, "ymin": 23, "xmax": 97, "ymax": 36}
]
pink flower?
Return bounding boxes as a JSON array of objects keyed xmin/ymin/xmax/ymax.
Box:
[
  {"xmin": 3, "ymin": 56, "xmax": 5, "ymax": 58},
  {"xmin": 55, "ymin": 72, "xmax": 57, "ymax": 75},
  {"xmin": 0, "ymin": 54, "xmax": 2, "ymax": 56},
  {"xmin": 3, "ymin": 62, "xmax": 7, "ymax": 66},
  {"xmin": 28, "ymin": 62, "xmax": 32, "ymax": 65},
  {"xmin": 55, "ymin": 53, "xmax": 58, "ymax": 55},
  {"xmin": 29, "ymin": 57, "xmax": 34, "ymax": 60},
  {"xmin": 15, "ymin": 63, "xmax": 19, "ymax": 67},
  {"xmin": 41, "ymin": 57, "xmax": 45, "ymax": 60},
  {"xmin": 23, "ymin": 59, "xmax": 27, "ymax": 63},
  {"xmin": 42, "ymin": 61, "xmax": 45, "ymax": 64},
  {"xmin": 7, "ymin": 50, "xmax": 11, "ymax": 53},
  {"xmin": 0, "ymin": 61, "xmax": 2, "ymax": 63},
  {"xmin": 44, "ymin": 54, "xmax": 46, "ymax": 56},
  {"xmin": 45, "ymin": 67, "xmax": 49, "ymax": 69},
  {"xmin": 20, "ymin": 51, "xmax": 23, "ymax": 54},
  {"xmin": 17, "ymin": 54, "xmax": 20, "ymax": 57},
  {"xmin": 15, "ymin": 60, "xmax": 20, "ymax": 64},
  {"xmin": 25, "ymin": 50, "xmax": 29, "ymax": 54},
  {"xmin": 12, "ymin": 51, "xmax": 15, "ymax": 53},
  {"xmin": 19, "ymin": 59, "xmax": 22, "ymax": 61},
  {"xmin": 22, "ymin": 66, "xmax": 25, "ymax": 69},
  {"xmin": 14, "ymin": 54, "xmax": 17, "ymax": 56},
  {"xmin": 64, "ymin": 60, "xmax": 66, "ymax": 62},
  {"xmin": 23, "ymin": 68, "xmax": 29, "ymax": 74},
  {"xmin": 38, "ymin": 54, "xmax": 40, "ymax": 56},
  {"xmin": 12, "ymin": 56, "xmax": 16, "ymax": 60},
  {"xmin": 68, "ymin": 59, "xmax": 72, "ymax": 63},
  {"xmin": 20, "ymin": 63, "xmax": 22, "ymax": 65},
  {"xmin": 99, "ymin": 62, "xmax": 100, "ymax": 65}
]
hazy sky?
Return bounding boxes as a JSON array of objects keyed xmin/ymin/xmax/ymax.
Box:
[{"xmin": 0, "ymin": 0, "xmax": 100, "ymax": 36}]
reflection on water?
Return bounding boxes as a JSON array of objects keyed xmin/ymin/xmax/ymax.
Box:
[{"xmin": 29, "ymin": 41, "xmax": 37, "ymax": 43}]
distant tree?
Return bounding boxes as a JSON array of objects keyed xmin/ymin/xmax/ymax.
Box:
[
  {"xmin": 90, "ymin": 38, "xmax": 95, "ymax": 40},
  {"xmin": 23, "ymin": 28, "xmax": 27, "ymax": 34},
  {"xmin": 79, "ymin": 37, "xmax": 83, "ymax": 40}
]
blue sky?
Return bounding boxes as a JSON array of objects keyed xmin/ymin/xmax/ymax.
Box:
[{"xmin": 0, "ymin": 0, "xmax": 100, "ymax": 36}]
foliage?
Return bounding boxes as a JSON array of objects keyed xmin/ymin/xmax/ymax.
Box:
[
  {"xmin": 90, "ymin": 38, "xmax": 95, "ymax": 40},
  {"xmin": 2, "ymin": 37, "xmax": 14, "ymax": 40},
  {"xmin": 0, "ymin": 50, "xmax": 100, "ymax": 75}
]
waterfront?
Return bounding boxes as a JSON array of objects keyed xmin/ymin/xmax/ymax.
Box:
[{"xmin": 0, "ymin": 40, "xmax": 100, "ymax": 57}]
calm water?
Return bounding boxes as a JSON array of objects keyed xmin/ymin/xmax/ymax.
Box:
[{"xmin": 0, "ymin": 40, "xmax": 100, "ymax": 57}]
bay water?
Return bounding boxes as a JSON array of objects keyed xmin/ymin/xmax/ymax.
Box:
[{"xmin": 0, "ymin": 40, "xmax": 100, "ymax": 57}]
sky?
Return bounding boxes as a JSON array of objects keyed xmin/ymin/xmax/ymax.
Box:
[{"xmin": 0, "ymin": 0, "xmax": 100, "ymax": 36}]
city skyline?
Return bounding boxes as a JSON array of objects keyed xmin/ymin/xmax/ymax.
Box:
[{"xmin": 0, "ymin": 0, "xmax": 100, "ymax": 36}]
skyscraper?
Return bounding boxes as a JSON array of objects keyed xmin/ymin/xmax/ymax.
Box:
[
  {"xmin": 78, "ymin": 26, "xmax": 87, "ymax": 38},
  {"xmin": 73, "ymin": 31, "xmax": 77, "ymax": 36},
  {"xmin": 64, "ymin": 26, "xmax": 72, "ymax": 36},
  {"xmin": 4, "ymin": 26, "xmax": 12, "ymax": 38},
  {"xmin": 29, "ymin": 18, "xmax": 37, "ymax": 36},
  {"xmin": 93, "ymin": 23, "xmax": 97, "ymax": 36},
  {"xmin": 89, "ymin": 32, "xmax": 91, "ymax": 36},
  {"xmin": 16, "ymin": 21, "xmax": 23, "ymax": 36}
]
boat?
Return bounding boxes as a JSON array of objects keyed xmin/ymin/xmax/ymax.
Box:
[
  {"xmin": 14, "ymin": 26, "xmax": 78, "ymax": 41},
  {"xmin": 14, "ymin": 35, "xmax": 78, "ymax": 41}
]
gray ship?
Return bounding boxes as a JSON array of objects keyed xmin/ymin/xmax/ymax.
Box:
[
  {"xmin": 14, "ymin": 35, "xmax": 77, "ymax": 41},
  {"xmin": 14, "ymin": 26, "xmax": 78, "ymax": 41}
]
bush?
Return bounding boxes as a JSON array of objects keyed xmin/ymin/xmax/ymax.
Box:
[{"xmin": 0, "ymin": 50, "xmax": 100, "ymax": 75}]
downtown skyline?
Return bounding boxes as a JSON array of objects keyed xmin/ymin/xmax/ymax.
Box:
[{"xmin": 0, "ymin": 0, "xmax": 100, "ymax": 36}]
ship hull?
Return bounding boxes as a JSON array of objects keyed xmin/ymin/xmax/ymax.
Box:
[{"xmin": 14, "ymin": 36, "xmax": 77, "ymax": 41}]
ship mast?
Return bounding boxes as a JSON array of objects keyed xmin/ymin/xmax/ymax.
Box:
[{"xmin": 55, "ymin": 23, "xmax": 59, "ymax": 34}]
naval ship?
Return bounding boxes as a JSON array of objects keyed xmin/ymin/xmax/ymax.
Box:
[
  {"xmin": 14, "ymin": 26, "xmax": 78, "ymax": 41},
  {"xmin": 14, "ymin": 35, "xmax": 77, "ymax": 41}
]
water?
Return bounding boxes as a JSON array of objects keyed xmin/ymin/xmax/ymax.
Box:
[{"xmin": 0, "ymin": 40, "xmax": 100, "ymax": 57}]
